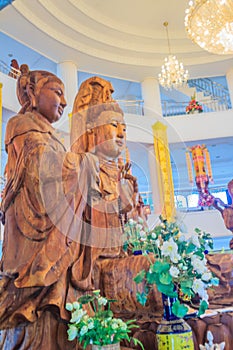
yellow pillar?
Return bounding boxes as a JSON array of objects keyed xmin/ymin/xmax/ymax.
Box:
[{"xmin": 152, "ymin": 121, "xmax": 176, "ymax": 222}]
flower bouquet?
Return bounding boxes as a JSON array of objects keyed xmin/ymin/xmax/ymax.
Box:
[
  {"xmin": 123, "ymin": 217, "xmax": 149, "ymax": 254},
  {"xmin": 66, "ymin": 290, "xmax": 144, "ymax": 349},
  {"xmin": 125, "ymin": 216, "xmax": 219, "ymax": 318},
  {"xmin": 186, "ymin": 95, "xmax": 203, "ymax": 114}
]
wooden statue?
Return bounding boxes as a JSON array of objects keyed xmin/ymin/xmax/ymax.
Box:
[
  {"xmin": 0, "ymin": 70, "xmax": 101, "ymax": 349},
  {"xmin": 71, "ymin": 76, "xmax": 141, "ymax": 261}
]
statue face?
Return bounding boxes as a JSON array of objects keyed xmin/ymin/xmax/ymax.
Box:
[
  {"xmin": 35, "ymin": 80, "xmax": 67, "ymax": 123},
  {"xmin": 93, "ymin": 111, "xmax": 126, "ymax": 160}
]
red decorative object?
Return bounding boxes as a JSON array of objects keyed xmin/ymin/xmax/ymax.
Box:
[{"xmin": 186, "ymin": 95, "xmax": 203, "ymax": 114}]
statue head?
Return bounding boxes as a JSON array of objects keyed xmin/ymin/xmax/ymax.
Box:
[
  {"xmin": 17, "ymin": 69, "xmax": 67, "ymax": 123},
  {"xmin": 71, "ymin": 76, "xmax": 126, "ymax": 160}
]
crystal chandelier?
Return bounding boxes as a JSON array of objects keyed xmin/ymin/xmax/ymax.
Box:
[
  {"xmin": 158, "ymin": 22, "xmax": 189, "ymax": 90},
  {"xmin": 185, "ymin": 0, "xmax": 233, "ymax": 54}
]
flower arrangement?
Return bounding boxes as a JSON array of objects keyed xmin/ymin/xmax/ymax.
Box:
[
  {"xmin": 123, "ymin": 217, "xmax": 148, "ymax": 254},
  {"xmin": 124, "ymin": 216, "xmax": 219, "ymax": 318},
  {"xmin": 66, "ymin": 290, "xmax": 144, "ymax": 349},
  {"xmin": 186, "ymin": 94, "xmax": 203, "ymax": 114}
]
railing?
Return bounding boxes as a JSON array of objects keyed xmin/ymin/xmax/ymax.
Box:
[
  {"xmin": 0, "ymin": 60, "xmax": 10, "ymax": 75},
  {"xmin": 116, "ymin": 99, "xmax": 144, "ymax": 116},
  {"xmin": 162, "ymin": 96, "xmax": 229, "ymax": 117},
  {"xmin": 117, "ymin": 95, "xmax": 230, "ymax": 117},
  {"xmin": 188, "ymin": 77, "xmax": 231, "ymax": 109},
  {"xmin": 0, "ymin": 63, "xmax": 231, "ymax": 117},
  {"xmin": 139, "ymin": 186, "xmax": 229, "ymax": 213},
  {"xmin": 0, "ymin": 59, "xmax": 20, "ymax": 78}
]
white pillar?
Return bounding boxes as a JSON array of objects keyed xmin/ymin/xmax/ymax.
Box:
[
  {"xmin": 141, "ymin": 77, "xmax": 162, "ymax": 117},
  {"xmin": 226, "ymin": 68, "xmax": 233, "ymax": 107},
  {"xmin": 148, "ymin": 145, "xmax": 163, "ymax": 216},
  {"xmin": 55, "ymin": 61, "xmax": 78, "ymax": 136},
  {"xmin": 57, "ymin": 61, "xmax": 78, "ymax": 115}
]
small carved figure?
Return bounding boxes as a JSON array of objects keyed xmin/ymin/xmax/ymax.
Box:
[
  {"xmin": 199, "ymin": 330, "xmax": 225, "ymax": 350},
  {"xmin": 8, "ymin": 58, "xmax": 20, "ymax": 78}
]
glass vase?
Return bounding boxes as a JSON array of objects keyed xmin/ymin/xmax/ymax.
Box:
[
  {"xmin": 156, "ymin": 294, "xmax": 194, "ymax": 350},
  {"xmin": 92, "ymin": 343, "xmax": 120, "ymax": 350}
]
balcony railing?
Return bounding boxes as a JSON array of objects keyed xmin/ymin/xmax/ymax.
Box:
[
  {"xmin": 0, "ymin": 62, "xmax": 231, "ymax": 117},
  {"xmin": 161, "ymin": 97, "xmax": 229, "ymax": 117},
  {"xmin": 116, "ymin": 96, "xmax": 230, "ymax": 117},
  {"xmin": 0, "ymin": 59, "xmax": 20, "ymax": 78},
  {"xmin": 0, "ymin": 60, "xmax": 10, "ymax": 75},
  {"xmin": 116, "ymin": 99, "xmax": 144, "ymax": 115}
]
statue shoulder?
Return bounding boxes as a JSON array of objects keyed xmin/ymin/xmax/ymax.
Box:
[{"xmin": 5, "ymin": 112, "xmax": 52, "ymax": 146}]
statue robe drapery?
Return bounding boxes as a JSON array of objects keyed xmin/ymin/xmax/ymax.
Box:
[{"xmin": 0, "ymin": 111, "xmax": 100, "ymax": 335}]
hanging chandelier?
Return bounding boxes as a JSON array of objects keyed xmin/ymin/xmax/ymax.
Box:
[
  {"xmin": 158, "ymin": 22, "xmax": 189, "ymax": 90},
  {"xmin": 185, "ymin": 0, "xmax": 233, "ymax": 54}
]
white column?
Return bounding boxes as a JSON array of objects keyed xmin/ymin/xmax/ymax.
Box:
[
  {"xmin": 148, "ymin": 145, "xmax": 163, "ymax": 216},
  {"xmin": 57, "ymin": 61, "xmax": 78, "ymax": 115},
  {"xmin": 141, "ymin": 77, "xmax": 162, "ymax": 117},
  {"xmin": 226, "ymin": 68, "xmax": 233, "ymax": 107},
  {"xmin": 55, "ymin": 61, "xmax": 78, "ymax": 137}
]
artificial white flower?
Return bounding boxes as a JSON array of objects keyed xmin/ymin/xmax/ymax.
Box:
[
  {"xmin": 140, "ymin": 231, "xmax": 147, "ymax": 241},
  {"xmin": 88, "ymin": 321, "xmax": 94, "ymax": 329},
  {"xmin": 192, "ymin": 279, "xmax": 205, "ymax": 297},
  {"xmin": 80, "ymin": 325, "xmax": 89, "ymax": 336},
  {"xmin": 189, "ymin": 233, "xmax": 201, "ymax": 248},
  {"xmin": 67, "ymin": 325, "xmax": 78, "ymax": 341},
  {"xmin": 136, "ymin": 224, "xmax": 143, "ymax": 231},
  {"xmin": 169, "ymin": 266, "xmax": 180, "ymax": 278},
  {"xmin": 128, "ymin": 218, "xmax": 135, "ymax": 226},
  {"xmin": 161, "ymin": 238, "xmax": 181, "ymax": 263},
  {"xmin": 98, "ymin": 296, "xmax": 108, "ymax": 306},
  {"xmin": 72, "ymin": 301, "xmax": 80, "ymax": 310},
  {"xmin": 178, "ymin": 234, "xmax": 186, "ymax": 242},
  {"xmin": 191, "ymin": 256, "xmax": 208, "ymax": 274},
  {"xmin": 70, "ymin": 308, "xmax": 86, "ymax": 323},
  {"xmin": 202, "ymin": 271, "xmax": 212, "ymax": 282},
  {"xmin": 151, "ymin": 232, "xmax": 157, "ymax": 239}
]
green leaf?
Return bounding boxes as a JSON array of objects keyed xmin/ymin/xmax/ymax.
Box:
[
  {"xmin": 157, "ymin": 283, "xmax": 177, "ymax": 297},
  {"xmin": 146, "ymin": 271, "xmax": 158, "ymax": 284},
  {"xmin": 186, "ymin": 243, "xmax": 196, "ymax": 254},
  {"xmin": 172, "ymin": 300, "xmax": 188, "ymax": 318},
  {"xmin": 132, "ymin": 337, "xmax": 145, "ymax": 350},
  {"xmin": 180, "ymin": 279, "xmax": 193, "ymax": 289},
  {"xmin": 151, "ymin": 260, "xmax": 170, "ymax": 273},
  {"xmin": 159, "ymin": 272, "xmax": 172, "ymax": 285},
  {"xmin": 78, "ymin": 294, "xmax": 95, "ymax": 304},
  {"xmin": 198, "ymin": 300, "xmax": 209, "ymax": 317},
  {"xmin": 134, "ymin": 270, "xmax": 146, "ymax": 284},
  {"xmin": 194, "ymin": 249, "xmax": 204, "ymax": 258},
  {"xmin": 136, "ymin": 291, "xmax": 148, "ymax": 306}
]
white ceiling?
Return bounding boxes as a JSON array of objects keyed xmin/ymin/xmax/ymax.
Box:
[{"xmin": 1, "ymin": 0, "xmax": 233, "ymax": 82}]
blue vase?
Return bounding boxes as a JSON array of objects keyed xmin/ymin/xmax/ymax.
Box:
[{"xmin": 156, "ymin": 294, "xmax": 194, "ymax": 350}]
